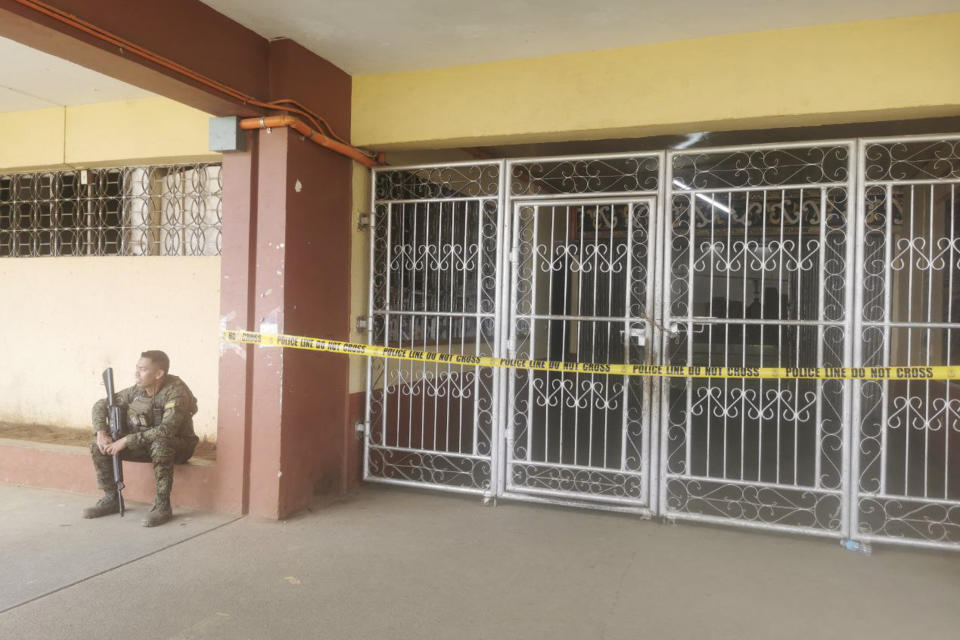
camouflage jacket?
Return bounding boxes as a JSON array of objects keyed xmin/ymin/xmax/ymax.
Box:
[{"xmin": 92, "ymin": 374, "xmax": 199, "ymax": 447}]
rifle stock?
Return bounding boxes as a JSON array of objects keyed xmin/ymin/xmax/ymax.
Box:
[{"xmin": 102, "ymin": 368, "xmax": 125, "ymax": 517}]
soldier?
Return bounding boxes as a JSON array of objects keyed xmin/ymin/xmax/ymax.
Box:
[{"xmin": 83, "ymin": 350, "xmax": 200, "ymax": 527}]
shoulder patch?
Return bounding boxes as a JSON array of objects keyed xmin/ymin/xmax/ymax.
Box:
[{"xmin": 164, "ymin": 401, "xmax": 177, "ymax": 410}]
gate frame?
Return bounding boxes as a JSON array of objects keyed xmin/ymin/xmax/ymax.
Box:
[
  {"xmin": 496, "ymin": 152, "xmax": 666, "ymax": 514},
  {"xmin": 499, "ymin": 195, "xmax": 660, "ymax": 514},
  {"xmin": 851, "ymin": 133, "xmax": 960, "ymax": 551},
  {"xmin": 363, "ymin": 159, "xmax": 506, "ymax": 498},
  {"xmin": 656, "ymin": 139, "xmax": 858, "ymax": 539}
]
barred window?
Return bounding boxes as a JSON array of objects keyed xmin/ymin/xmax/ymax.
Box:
[{"xmin": 0, "ymin": 163, "xmax": 222, "ymax": 257}]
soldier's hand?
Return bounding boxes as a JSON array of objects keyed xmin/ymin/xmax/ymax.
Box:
[
  {"xmin": 104, "ymin": 436, "xmax": 128, "ymax": 456},
  {"xmin": 96, "ymin": 430, "xmax": 113, "ymax": 455}
]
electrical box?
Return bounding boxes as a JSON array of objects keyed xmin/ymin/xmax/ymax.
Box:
[{"xmin": 208, "ymin": 116, "xmax": 246, "ymax": 152}]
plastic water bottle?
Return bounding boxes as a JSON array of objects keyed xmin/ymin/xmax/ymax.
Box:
[{"xmin": 840, "ymin": 539, "xmax": 872, "ymax": 555}]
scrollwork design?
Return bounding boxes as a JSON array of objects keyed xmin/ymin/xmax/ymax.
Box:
[
  {"xmin": 512, "ymin": 464, "xmax": 644, "ymax": 499},
  {"xmin": 531, "ymin": 376, "xmax": 624, "ymax": 411},
  {"xmin": 689, "ymin": 385, "xmax": 816, "ymax": 422},
  {"xmin": 478, "ymin": 199, "xmax": 501, "ymax": 315},
  {"xmin": 672, "ymin": 145, "xmax": 849, "ymax": 190},
  {"xmin": 864, "ymin": 139, "xmax": 960, "ymax": 182},
  {"xmin": 666, "ymin": 478, "xmax": 842, "ymax": 531},
  {"xmin": 890, "ymin": 236, "xmax": 960, "ymax": 272},
  {"xmin": 535, "ymin": 242, "xmax": 629, "ymax": 274},
  {"xmin": 375, "ymin": 164, "xmax": 500, "ymax": 200},
  {"xmin": 629, "ymin": 202, "xmax": 650, "ymax": 317},
  {"xmin": 862, "ymin": 185, "xmax": 905, "ymax": 229},
  {"xmin": 887, "ymin": 395, "xmax": 960, "ymax": 432},
  {"xmin": 511, "ymin": 155, "xmax": 659, "ymax": 196},
  {"xmin": 692, "ymin": 238, "xmax": 821, "ymax": 273},
  {"xmin": 368, "ymin": 447, "xmax": 491, "ymax": 491},
  {"xmin": 858, "ymin": 497, "xmax": 960, "ymax": 543}
]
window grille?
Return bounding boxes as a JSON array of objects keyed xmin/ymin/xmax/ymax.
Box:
[{"xmin": 0, "ymin": 163, "xmax": 222, "ymax": 257}]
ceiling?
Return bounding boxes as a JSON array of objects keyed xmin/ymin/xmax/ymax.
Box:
[
  {"xmin": 200, "ymin": 0, "xmax": 960, "ymax": 74},
  {"xmin": 0, "ymin": 36, "xmax": 154, "ymax": 114},
  {"xmin": 1, "ymin": 1, "xmax": 957, "ymax": 115}
]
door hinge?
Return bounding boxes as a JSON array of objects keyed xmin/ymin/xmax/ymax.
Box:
[
  {"xmin": 509, "ymin": 248, "xmax": 519, "ymax": 263},
  {"xmin": 506, "ymin": 338, "xmax": 516, "ymax": 355},
  {"xmin": 356, "ymin": 315, "xmax": 369, "ymax": 334},
  {"xmin": 357, "ymin": 212, "xmax": 372, "ymax": 230}
]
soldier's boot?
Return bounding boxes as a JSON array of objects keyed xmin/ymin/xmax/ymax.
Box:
[
  {"xmin": 82, "ymin": 492, "xmax": 120, "ymax": 519},
  {"xmin": 142, "ymin": 495, "xmax": 172, "ymax": 527}
]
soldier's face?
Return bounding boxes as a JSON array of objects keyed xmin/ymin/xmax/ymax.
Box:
[{"xmin": 134, "ymin": 357, "xmax": 164, "ymax": 388}]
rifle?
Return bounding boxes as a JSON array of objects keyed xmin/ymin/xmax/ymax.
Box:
[{"xmin": 102, "ymin": 367, "xmax": 126, "ymax": 517}]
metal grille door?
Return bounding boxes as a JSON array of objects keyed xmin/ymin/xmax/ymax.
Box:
[
  {"xmin": 660, "ymin": 143, "xmax": 855, "ymax": 536},
  {"xmin": 362, "ymin": 137, "xmax": 960, "ymax": 550},
  {"xmin": 854, "ymin": 135, "xmax": 960, "ymax": 548},
  {"xmin": 364, "ymin": 163, "xmax": 504, "ymax": 494},
  {"xmin": 504, "ymin": 198, "xmax": 657, "ymax": 509},
  {"xmin": 500, "ymin": 153, "xmax": 663, "ymax": 509}
]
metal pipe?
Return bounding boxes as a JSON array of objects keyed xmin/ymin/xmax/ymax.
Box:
[
  {"xmin": 239, "ymin": 116, "xmax": 383, "ymax": 168},
  {"xmin": 13, "ymin": 0, "xmax": 380, "ymax": 161}
]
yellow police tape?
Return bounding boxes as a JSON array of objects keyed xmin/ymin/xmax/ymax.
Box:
[{"xmin": 221, "ymin": 329, "xmax": 960, "ymax": 381}]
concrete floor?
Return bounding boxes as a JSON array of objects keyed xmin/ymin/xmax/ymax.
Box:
[{"xmin": 1, "ymin": 483, "xmax": 958, "ymax": 640}]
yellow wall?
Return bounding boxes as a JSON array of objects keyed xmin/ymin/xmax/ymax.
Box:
[
  {"xmin": 349, "ymin": 164, "xmax": 371, "ymax": 394},
  {"xmin": 0, "ymin": 257, "xmax": 221, "ymax": 438},
  {"xmin": 353, "ymin": 12, "xmax": 960, "ymax": 149},
  {"xmin": 0, "ymin": 97, "xmax": 219, "ymax": 171},
  {"xmin": 0, "ymin": 107, "xmax": 66, "ymax": 169}
]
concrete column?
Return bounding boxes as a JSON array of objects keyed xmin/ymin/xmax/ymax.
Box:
[
  {"xmin": 248, "ymin": 127, "xmax": 353, "ymax": 518},
  {"xmin": 214, "ymin": 133, "xmax": 259, "ymax": 514}
]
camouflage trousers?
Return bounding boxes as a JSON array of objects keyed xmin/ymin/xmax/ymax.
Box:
[{"xmin": 90, "ymin": 435, "xmax": 196, "ymax": 499}]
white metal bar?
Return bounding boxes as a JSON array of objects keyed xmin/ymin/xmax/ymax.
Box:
[
  {"xmin": 500, "ymin": 490, "xmax": 653, "ymax": 514},
  {"xmin": 814, "ymin": 189, "xmax": 826, "ymax": 490},
  {"xmin": 669, "ymin": 473, "xmax": 843, "ymax": 493},
  {"xmin": 676, "ymin": 183, "xmax": 849, "ymax": 194}
]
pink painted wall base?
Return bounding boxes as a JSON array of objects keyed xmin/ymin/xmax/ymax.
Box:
[{"xmin": 0, "ymin": 439, "xmax": 229, "ymax": 513}]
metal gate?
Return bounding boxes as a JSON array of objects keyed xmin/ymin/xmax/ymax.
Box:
[
  {"xmin": 853, "ymin": 135, "xmax": 960, "ymax": 549},
  {"xmin": 364, "ymin": 135, "xmax": 960, "ymax": 550},
  {"xmin": 500, "ymin": 155, "xmax": 663, "ymax": 509},
  {"xmin": 364, "ymin": 162, "xmax": 504, "ymax": 494},
  {"xmin": 658, "ymin": 142, "xmax": 855, "ymax": 537},
  {"xmin": 503, "ymin": 197, "xmax": 657, "ymax": 509}
]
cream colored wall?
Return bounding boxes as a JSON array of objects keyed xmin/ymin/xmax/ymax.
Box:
[
  {"xmin": 0, "ymin": 107, "xmax": 66, "ymax": 169},
  {"xmin": 0, "ymin": 97, "xmax": 219, "ymax": 171},
  {"xmin": 0, "ymin": 257, "xmax": 221, "ymax": 438},
  {"xmin": 1, "ymin": 97, "xmax": 222, "ymax": 438},
  {"xmin": 349, "ymin": 164, "xmax": 372, "ymax": 394},
  {"xmin": 353, "ymin": 12, "xmax": 960, "ymax": 149}
]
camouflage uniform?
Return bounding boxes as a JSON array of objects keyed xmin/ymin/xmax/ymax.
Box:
[{"xmin": 91, "ymin": 374, "xmax": 199, "ymax": 500}]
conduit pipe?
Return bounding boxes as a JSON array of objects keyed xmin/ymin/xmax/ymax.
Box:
[
  {"xmin": 240, "ymin": 116, "xmax": 384, "ymax": 168},
  {"xmin": 13, "ymin": 0, "xmax": 384, "ymax": 166}
]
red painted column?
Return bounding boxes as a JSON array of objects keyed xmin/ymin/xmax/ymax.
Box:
[
  {"xmin": 247, "ymin": 127, "xmax": 352, "ymax": 518},
  {"xmin": 278, "ymin": 126, "xmax": 352, "ymax": 513},
  {"xmin": 246, "ymin": 39, "xmax": 354, "ymax": 519},
  {"xmin": 214, "ymin": 133, "xmax": 259, "ymax": 514},
  {"xmin": 247, "ymin": 127, "xmax": 289, "ymax": 518}
]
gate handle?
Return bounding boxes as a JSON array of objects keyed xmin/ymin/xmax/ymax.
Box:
[{"xmin": 668, "ymin": 316, "xmax": 717, "ymax": 336}]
